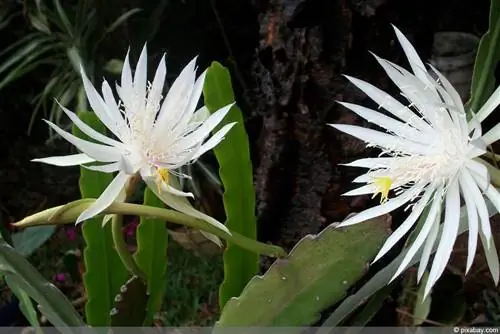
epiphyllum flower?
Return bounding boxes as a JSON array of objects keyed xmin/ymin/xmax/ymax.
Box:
[
  {"xmin": 33, "ymin": 45, "xmax": 235, "ymax": 230},
  {"xmin": 330, "ymin": 26, "xmax": 500, "ymax": 296}
]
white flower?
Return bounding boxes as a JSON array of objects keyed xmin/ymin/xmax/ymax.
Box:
[
  {"xmin": 33, "ymin": 45, "xmax": 235, "ymax": 232},
  {"xmin": 329, "ymin": 25, "xmax": 500, "ymax": 296}
]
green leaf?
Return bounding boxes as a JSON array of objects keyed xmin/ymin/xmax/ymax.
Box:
[
  {"xmin": 214, "ymin": 215, "xmax": 391, "ymax": 328},
  {"xmin": 73, "ymin": 111, "xmax": 129, "ymax": 326},
  {"xmin": 133, "ymin": 188, "xmax": 168, "ymax": 325},
  {"xmin": 5, "ymin": 276, "xmax": 41, "ymax": 331},
  {"xmin": 203, "ymin": 61, "xmax": 259, "ymax": 308},
  {"xmin": 110, "ymin": 276, "xmax": 149, "ymax": 326},
  {"xmin": 319, "ymin": 197, "xmax": 499, "ymax": 328},
  {"xmin": 11, "ymin": 225, "xmax": 56, "ymax": 257},
  {"xmin": 466, "ymin": 0, "xmax": 500, "ymax": 114},
  {"xmin": 0, "ymin": 238, "xmax": 84, "ymax": 329}
]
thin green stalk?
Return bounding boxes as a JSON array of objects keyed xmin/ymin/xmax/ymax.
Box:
[
  {"xmin": 110, "ymin": 214, "xmax": 147, "ymax": 282},
  {"xmin": 14, "ymin": 200, "xmax": 287, "ymax": 258}
]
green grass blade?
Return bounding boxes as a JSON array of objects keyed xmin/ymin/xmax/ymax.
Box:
[
  {"xmin": 466, "ymin": 0, "xmax": 500, "ymax": 114},
  {"xmin": 73, "ymin": 111, "xmax": 129, "ymax": 326},
  {"xmin": 203, "ymin": 62, "xmax": 259, "ymax": 308},
  {"xmin": 133, "ymin": 188, "xmax": 168, "ymax": 325}
]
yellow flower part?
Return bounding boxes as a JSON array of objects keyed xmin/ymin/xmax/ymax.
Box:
[
  {"xmin": 155, "ymin": 167, "xmax": 170, "ymax": 193},
  {"xmin": 372, "ymin": 176, "xmax": 392, "ymax": 203}
]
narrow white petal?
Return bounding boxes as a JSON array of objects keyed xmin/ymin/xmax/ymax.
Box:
[
  {"xmin": 134, "ymin": 44, "xmax": 148, "ymax": 112},
  {"xmin": 337, "ymin": 102, "xmax": 430, "ymax": 144},
  {"xmin": 480, "ymin": 230, "xmax": 500, "ymax": 285},
  {"xmin": 459, "ymin": 171, "xmax": 479, "ymax": 273},
  {"xmin": 161, "ymin": 182, "xmax": 194, "ymax": 198},
  {"xmin": 80, "ymin": 68, "xmax": 123, "ymax": 139},
  {"xmin": 144, "ymin": 177, "xmax": 230, "ymax": 234},
  {"xmin": 475, "ymin": 84, "xmax": 500, "ymax": 123},
  {"xmin": 32, "ymin": 153, "xmax": 95, "ymax": 166},
  {"xmin": 101, "ymin": 81, "xmax": 128, "ymax": 141},
  {"xmin": 343, "ymin": 184, "xmax": 376, "ymax": 196},
  {"xmin": 343, "ymin": 75, "xmax": 433, "ymax": 133},
  {"xmin": 482, "ymin": 123, "xmax": 500, "ymax": 146},
  {"xmin": 425, "ymin": 180, "xmax": 460, "ymax": 297},
  {"xmin": 154, "ymin": 57, "xmax": 198, "ymax": 134},
  {"xmin": 375, "ymin": 185, "xmax": 436, "ymax": 264},
  {"xmin": 417, "ymin": 217, "xmax": 440, "ymax": 281},
  {"xmin": 341, "ymin": 157, "xmax": 397, "ymax": 169},
  {"xmin": 146, "ymin": 54, "xmax": 167, "ymax": 119},
  {"xmin": 392, "ymin": 185, "xmax": 443, "ymax": 279},
  {"xmin": 44, "ymin": 120, "xmax": 122, "ymax": 162},
  {"xmin": 466, "ymin": 169, "xmax": 494, "ymax": 247},
  {"xmin": 171, "ymin": 104, "xmax": 234, "ymax": 153},
  {"xmin": 330, "ymin": 124, "xmax": 433, "ymax": 155},
  {"xmin": 58, "ymin": 103, "xmax": 125, "ymax": 148},
  {"xmin": 190, "ymin": 106, "xmax": 211, "ymax": 124},
  {"xmin": 172, "ymin": 69, "xmax": 207, "ymax": 136},
  {"xmin": 392, "ymin": 25, "xmax": 433, "ymax": 88},
  {"xmin": 120, "ymin": 49, "xmax": 134, "ymax": 107},
  {"xmin": 82, "ymin": 162, "xmax": 121, "ymax": 173},
  {"xmin": 76, "ymin": 171, "xmax": 129, "ymax": 223},
  {"xmin": 337, "ymin": 184, "xmax": 422, "ymax": 227},
  {"xmin": 191, "ymin": 122, "xmax": 236, "ymax": 160}
]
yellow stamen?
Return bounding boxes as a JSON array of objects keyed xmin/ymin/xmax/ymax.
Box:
[
  {"xmin": 156, "ymin": 167, "xmax": 169, "ymax": 193},
  {"xmin": 372, "ymin": 176, "xmax": 392, "ymax": 203}
]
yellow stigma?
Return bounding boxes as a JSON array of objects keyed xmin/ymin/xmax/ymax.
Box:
[
  {"xmin": 155, "ymin": 167, "xmax": 169, "ymax": 193},
  {"xmin": 372, "ymin": 176, "xmax": 392, "ymax": 203}
]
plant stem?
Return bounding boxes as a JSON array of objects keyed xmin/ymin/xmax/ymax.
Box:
[
  {"xmin": 111, "ymin": 214, "xmax": 147, "ymax": 281},
  {"xmin": 14, "ymin": 200, "xmax": 288, "ymax": 258}
]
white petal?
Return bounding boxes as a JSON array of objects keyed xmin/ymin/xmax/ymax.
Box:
[
  {"xmin": 172, "ymin": 69, "xmax": 207, "ymax": 136},
  {"xmin": 417, "ymin": 216, "xmax": 440, "ymax": 281},
  {"xmin": 475, "ymin": 84, "xmax": 500, "ymax": 123},
  {"xmin": 80, "ymin": 67, "xmax": 123, "ymax": 139},
  {"xmin": 146, "ymin": 54, "xmax": 167, "ymax": 119},
  {"xmin": 171, "ymin": 104, "xmax": 234, "ymax": 153},
  {"xmin": 32, "ymin": 153, "xmax": 95, "ymax": 166},
  {"xmin": 482, "ymin": 123, "xmax": 500, "ymax": 146},
  {"xmin": 134, "ymin": 44, "xmax": 148, "ymax": 113},
  {"xmin": 375, "ymin": 185, "xmax": 436, "ymax": 264},
  {"xmin": 459, "ymin": 171, "xmax": 480, "ymax": 273},
  {"xmin": 337, "ymin": 101, "xmax": 430, "ymax": 144},
  {"xmin": 466, "ymin": 169, "xmax": 494, "ymax": 247},
  {"xmin": 329, "ymin": 124, "xmax": 434, "ymax": 155},
  {"xmin": 343, "ymin": 184, "xmax": 377, "ymax": 196},
  {"xmin": 101, "ymin": 81, "xmax": 128, "ymax": 141},
  {"xmin": 392, "ymin": 185, "xmax": 443, "ymax": 279},
  {"xmin": 343, "ymin": 75, "xmax": 433, "ymax": 133},
  {"xmin": 191, "ymin": 122, "xmax": 236, "ymax": 160},
  {"xmin": 160, "ymin": 182, "xmax": 194, "ymax": 198},
  {"xmin": 425, "ymin": 180, "xmax": 460, "ymax": 297},
  {"xmin": 480, "ymin": 230, "xmax": 500, "ymax": 285},
  {"xmin": 190, "ymin": 106, "xmax": 211, "ymax": 124},
  {"xmin": 337, "ymin": 184, "xmax": 422, "ymax": 227},
  {"xmin": 44, "ymin": 120, "xmax": 122, "ymax": 162},
  {"xmin": 392, "ymin": 25, "xmax": 433, "ymax": 88},
  {"xmin": 120, "ymin": 48, "xmax": 134, "ymax": 108},
  {"xmin": 82, "ymin": 162, "xmax": 121, "ymax": 173},
  {"xmin": 144, "ymin": 177, "xmax": 230, "ymax": 234},
  {"xmin": 58, "ymin": 102, "xmax": 125, "ymax": 148},
  {"xmin": 154, "ymin": 57, "xmax": 198, "ymax": 135},
  {"xmin": 341, "ymin": 157, "xmax": 397, "ymax": 169},
  {"xmin": 76, "ymin": 171, "xmax": 129, "ymax": 223}
]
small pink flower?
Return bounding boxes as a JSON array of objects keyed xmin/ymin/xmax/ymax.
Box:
[
  {"xmin": 66, "ymin": 227, "xmax": 77, "ymax": 240},
  {"xmin": 54, "ymin": 273, "xmax": 66, "ymax": 282}
]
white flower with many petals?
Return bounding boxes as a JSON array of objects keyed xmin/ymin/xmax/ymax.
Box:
[
  {"xmin": 330, "ymin": 26, "xmax": 500, "ymax": 296},
  {"xmin": 34, "ymin": 45, "xmax": 235, "ymax": 231}
]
